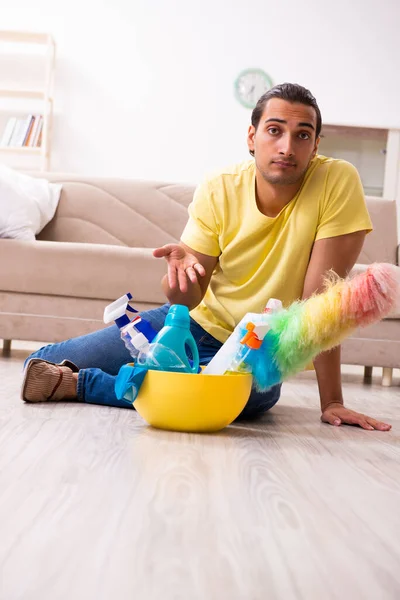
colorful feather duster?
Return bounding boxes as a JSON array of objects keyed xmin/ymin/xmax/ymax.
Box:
[{"xmin": 239, "ymin": 263, "xmax": 400, "ymax": 391}]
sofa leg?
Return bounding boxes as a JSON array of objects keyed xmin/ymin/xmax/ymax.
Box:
[
  {"xmin": 382, "ymin": 367, "xmax": 393, "ymax": 387},
  {"xmin": 364, "ymin": 366, "xmax": 373, "ymax": 381},
  {"xmin": 2, "ymin": 339, "xmax": 11, "ymax": 354}
]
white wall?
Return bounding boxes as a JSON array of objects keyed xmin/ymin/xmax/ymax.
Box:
[{"xmin": 2, "ymin": 0, "xmax": 400, "ymax": 183}]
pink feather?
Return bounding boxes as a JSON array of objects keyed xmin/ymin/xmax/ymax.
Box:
[{"xmin": 341, "ymin": 263, "xmax": 399, "ymax": 326}]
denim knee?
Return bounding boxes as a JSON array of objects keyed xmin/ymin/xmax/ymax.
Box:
[
  {"xmin": 236, "ymin": 383, "xmax": 282, "ymax": 420},
  {"xmin": 23, "ymin": 344, "xmax": 51, "ymax": 368}
]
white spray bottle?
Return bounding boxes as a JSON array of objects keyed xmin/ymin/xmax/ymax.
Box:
[
  {"xmin": 103, "ymin": 292, "xmax": 157, "ymax": 359},
  {"xmin": 203, "ymin": 298, "xmax": 283, "ymax": 375}
]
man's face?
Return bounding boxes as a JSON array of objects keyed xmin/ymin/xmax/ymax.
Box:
[{"xmin": 247, "ymin": 98, "xmax": 320, "ymax": 186}]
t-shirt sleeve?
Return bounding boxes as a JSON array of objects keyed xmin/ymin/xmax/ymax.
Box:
[
  {"xmin": 315, "ymin": 160, "xmax": 373, "ymax": 241},
  {"xmin": 180, "ymin": 180, "xmax": 221, "ymax": 256}
]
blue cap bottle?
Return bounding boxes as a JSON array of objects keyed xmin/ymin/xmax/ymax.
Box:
[{"xmin": 149, "ymin": 305, "xmax": 199, "ymax": 374}]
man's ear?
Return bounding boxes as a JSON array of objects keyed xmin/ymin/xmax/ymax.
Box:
[
  {"xmin": 313, "ymin": 135, "xmax": 321, "ymax": 157},
  {"xmin": 247, "ymin": 125, "xmax": 256, "ymax": 154}
]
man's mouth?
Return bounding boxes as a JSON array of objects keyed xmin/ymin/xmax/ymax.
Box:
[{"xmin": 272, "ymin": 160, "xmax": 296, "ymax": 168}]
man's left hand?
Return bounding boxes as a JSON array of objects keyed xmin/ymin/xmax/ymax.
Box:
[{"xmin": 321, "ymin": 402, "xmax": 391, "ymax": 431}]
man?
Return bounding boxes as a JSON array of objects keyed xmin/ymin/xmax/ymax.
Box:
[{"xmin": 21, "ymin": 83, "xmax": 391, "ymax": 431}]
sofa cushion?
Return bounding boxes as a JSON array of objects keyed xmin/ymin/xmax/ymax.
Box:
[
  {"xmin": 357, "ymin": 197, "xmax": 398, "ymax": 264},
  {"xmin": 36, "ymin": 176, "xmax": 195, "ymax": 248},
  {"xmin": 0, "ymin": 239, "xmax": 167, "ymax": 303}
]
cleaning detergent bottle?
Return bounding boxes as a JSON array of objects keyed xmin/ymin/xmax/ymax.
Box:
[
  {"xmin": 103, "ymin": 293, "xmax": 157, "ymax": 359},
  {"xmin": 138, "ymin": 304, "xmax": 199, "ymax": 374},
  {"xmin": 132, "ymin": 332, "xmax": 189, "ymax": 373},
  {"xmin": 203, "ymin": 298, "xmax": 283, "ymax": 375}
]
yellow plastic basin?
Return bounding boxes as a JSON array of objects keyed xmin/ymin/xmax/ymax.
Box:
[{"xmin": 133, "ymin": 369, "xmax": 252, "ymax": 433}]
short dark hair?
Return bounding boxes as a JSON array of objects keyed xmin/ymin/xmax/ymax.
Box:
[{"xmin": 250, "ymin": 82, "xmax": 322, "ymax": 143}]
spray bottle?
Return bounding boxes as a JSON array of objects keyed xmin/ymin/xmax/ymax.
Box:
[
  {"xmin": 227, "ymin": 322, "xmax": 271, "ymax": 373},
  {"xmin": 103, "ymin": 292, "xmax": 157, "ymax": 359},
  {"xmin": 203, "ymin": 298, "xmax": 283, "ymax": 375}
]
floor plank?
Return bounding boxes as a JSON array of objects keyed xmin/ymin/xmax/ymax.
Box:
[{"xmin": 0, "ymin": 345, "xmax": 399, "ymax": 600}]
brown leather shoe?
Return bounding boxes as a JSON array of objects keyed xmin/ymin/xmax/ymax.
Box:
[{"xmin": 21, "ymin": 358, "xmax": 79, "ymax": 403}]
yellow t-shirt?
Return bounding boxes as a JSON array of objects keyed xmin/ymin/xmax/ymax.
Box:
[{"xmin": 181, "ymin": 155, "xmax": 373, "ymax": 343}]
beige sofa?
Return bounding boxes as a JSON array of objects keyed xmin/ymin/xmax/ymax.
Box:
[
  {"xmin": 340, "ymin": 197, "xmax": 400, "ymax": 386},
  {"xmin": 0, "ymin": 175, "xmax": 190, "ymax": 344},
  {"xmin": 0, "ymin": 174, "xmax": 398, "ymax": 384}
]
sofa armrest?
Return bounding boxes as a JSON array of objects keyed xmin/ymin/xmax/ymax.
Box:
[{"xmin": 0, "ymin": 239, "xmax": 167, "ymax": 303}]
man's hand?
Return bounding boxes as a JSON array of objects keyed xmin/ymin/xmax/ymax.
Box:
[
  {"xmin": 153, "ymin": 243, "xmax": 206, "ymax": 293},
  {"xmin": 321, "ymin": 402, "xmax": 391, "ymax": 431},
  {"xmin": 153, "ymin": 242, "xmax": 218, "ymax": 309}
]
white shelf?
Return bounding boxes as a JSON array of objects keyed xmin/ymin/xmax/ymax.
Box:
[
  {"xmin": 0, "ymin": 146, "xmax": 41, "ymax": 154},
  {"xmin": 0, "ymin": 89, "xmax": 47, "ymax": 100},
  {"xmin": 0, "ymin": 30, "xmax": 55, "ymax": 171},
  {"xmin": 319, "ymin": 122, "xmax": 398, "ymax": 197},
  {"xmin": 319, "ymin": 122, "xmax": 400, "ymax": 237},
  {"xmin": 0, "ymin": 30, "xmax": 54, "ymax": 46},
  {"xmin": 321, "ymin": 123, "xmax": 387, "ymax": 142}
]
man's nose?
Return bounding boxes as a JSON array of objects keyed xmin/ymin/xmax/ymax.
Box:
[{"xmin": 278, "ymin": 134, "xmax": 294, "ymax": 157}]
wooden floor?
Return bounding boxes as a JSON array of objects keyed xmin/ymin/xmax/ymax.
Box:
[{"xmin": 1, "ymin": 343, "xmax": 400, "ymax": 600}]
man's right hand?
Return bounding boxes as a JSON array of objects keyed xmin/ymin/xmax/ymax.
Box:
[
  {"xmin": 153, "ymin": 243, "xmax": 206, "ymax": 293},
  {"xmin": 153, "ymin": 242, "xmax": 218, "ymax": 309}
]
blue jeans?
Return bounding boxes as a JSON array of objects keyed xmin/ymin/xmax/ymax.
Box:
[{"xmin": 26, "ymin": 304, "xmax": 281, "ymax": 420}]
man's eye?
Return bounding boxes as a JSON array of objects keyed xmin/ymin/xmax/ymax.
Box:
[
  {"xmin": 268, "ymin": 127, "xmax": 279, "ymax": 135},
  {"xmin": 299, "ymin": 132, "xmax": 310, "ymax": 140}
]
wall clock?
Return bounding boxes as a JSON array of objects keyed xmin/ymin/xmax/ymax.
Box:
[{"xmin": 234, "ymin": 68, "xmax": 273, "ymax": 109}]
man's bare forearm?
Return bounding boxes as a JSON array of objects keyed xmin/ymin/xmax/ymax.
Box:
[
  {"xmin": 161, "ymin": 275, "xmax": 203, "ymax": 310},
  {"xmin": 314, "ymin": 345, "xmax": 344, "ymax": 412}
]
